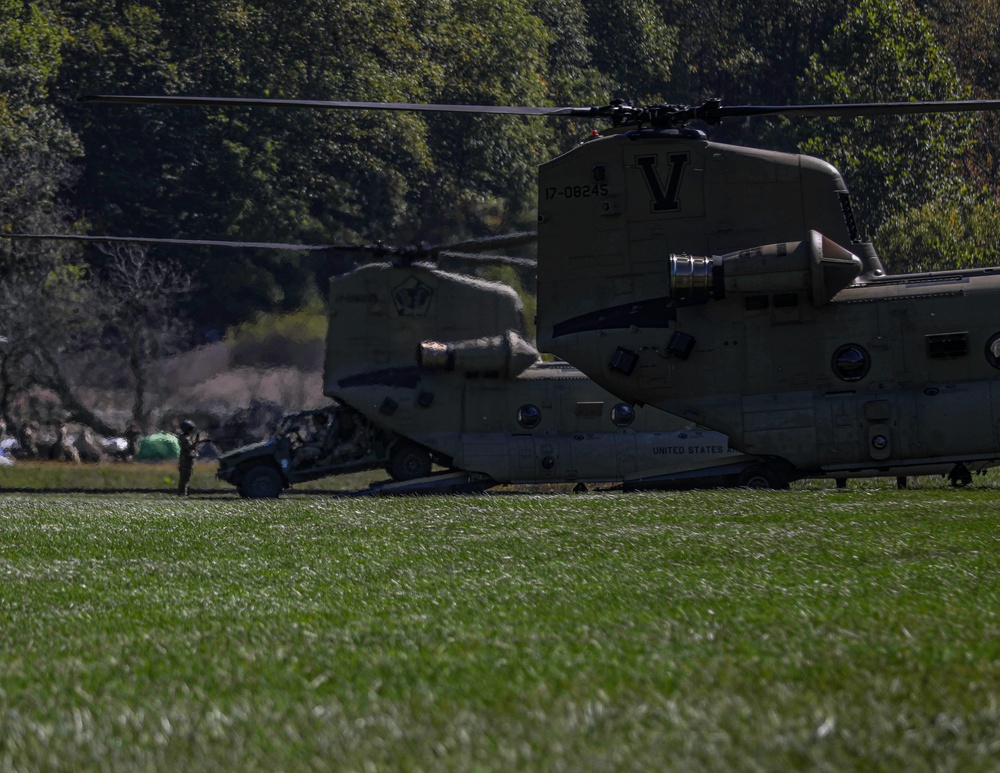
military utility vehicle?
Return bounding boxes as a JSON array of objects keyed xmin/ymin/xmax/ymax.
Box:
[{"xmin": 216, "ymin": 403, "xmax": 441, "ymax": 498}]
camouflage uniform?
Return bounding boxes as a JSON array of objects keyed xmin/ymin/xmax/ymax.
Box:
[
  {"xmin": 292, "ymin": 413, "xmax": 329, "ymax": 469},
  {"xmin": 177, "ymin": 421, "xmax": 200, "ymax": 495}
]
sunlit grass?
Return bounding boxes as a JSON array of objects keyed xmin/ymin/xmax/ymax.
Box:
[
  {"xmin": 0, "ymin": 460, "xmax": 383, "ymax": 493},
  {"xmin": 5, "ymin": 458, "xmax": 999, "ymax": 495},
  {"xmin": 1, "ymin": 487, "xmax": 1000, "ymax": 769}
]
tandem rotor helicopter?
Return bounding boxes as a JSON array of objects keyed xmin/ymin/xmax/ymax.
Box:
[
  {"xmin": 310, "ymin": 243, "xmax": 754, "ymax": 495},
  {"xmin": 12, "ymin": 92, "xmax": 1000, "ymax": 488}
]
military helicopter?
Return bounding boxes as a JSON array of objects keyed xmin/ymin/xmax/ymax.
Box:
[
  {"xmin": 22, "ymin": 92, "xmax": 1000, "ymax": 487},
  {"xmin": 526, "ymin": 99, "xmax": 1000, "ymax": 487},
  {"xmin": 3, "ymin": 229, "xmax": 755, "ymax": 495},
  {"xmin": 315, "ymin": 241, "xmax": 758, "ymax": 493}
]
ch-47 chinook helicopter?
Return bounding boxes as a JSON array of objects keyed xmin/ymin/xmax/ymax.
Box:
[
  {"xmin": 23, "ymin": 92, "xmax": 1000, "ymax": 487},
  {"xmin": 526, "ymin": 98, "xmax": 1000, "ymax": 488},
  {"xmin": 313, "ymin": 241, "xmax": 757, "ymax": 494}
]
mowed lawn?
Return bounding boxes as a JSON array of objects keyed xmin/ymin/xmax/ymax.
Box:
[{"xmin": 1, "ymin": 484, "xmax": 1000, "ymax": 770}]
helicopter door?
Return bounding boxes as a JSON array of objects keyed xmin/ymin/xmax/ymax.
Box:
[
  {"xmin": 817, "ymin": 393, "xmax": 860, "ymax": 464},
  {"xmin": 511, "ymin": 435, "xmax": 536, "ymax": 480}
]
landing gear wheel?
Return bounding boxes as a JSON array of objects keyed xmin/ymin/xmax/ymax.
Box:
[
  {"xmin": 948, "ymin": 464, "xmax": 973, "ymax": 488},
  {"xmin": 387, "ymin": 442, "xmax": 432, "ymax": 481},
  {"xmin": 736, "ymin": 463, "xmax": 788, "ymax": 490},
  {"xmin": 238, "ymin": 464, "xmax": 284, "ymax": 499}
]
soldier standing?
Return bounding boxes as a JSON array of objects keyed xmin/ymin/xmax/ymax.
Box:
[{"xmin": 176, "ymin": 419, "xmax": 202, "ymax": 496}]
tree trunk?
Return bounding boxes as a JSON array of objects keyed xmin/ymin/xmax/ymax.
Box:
[{"xmin": 36, "ymin": 351, "xmax": 121, "ymax": 438}]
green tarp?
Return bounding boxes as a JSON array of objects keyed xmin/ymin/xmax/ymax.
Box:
[{"xmin": 136, "ymin": 432, "xmax": 180, "ymax": 460}]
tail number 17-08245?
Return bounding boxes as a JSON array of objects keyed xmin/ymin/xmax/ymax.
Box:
[{"xmin": 544, "ymin": 183, "xmax": 609, "ymax": 200}]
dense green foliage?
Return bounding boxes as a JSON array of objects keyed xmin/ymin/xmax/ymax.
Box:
[
  {"xmin": 2, "ymin": 486, "xmax": 1000, "ymax": 769},
  {"xmin": 799, "ymin": 0, "xmax": 969, "ymax": 233},
  {"xmin": 4, "ymin": 0, "xmax": 1000, "ymax": 325}
]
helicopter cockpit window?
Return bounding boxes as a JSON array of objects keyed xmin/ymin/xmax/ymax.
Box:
[
  {"xmin": 517, "ymin": 404, "xmax": 542, "ymax": 429},
  {"xmin": 611, "ymin": 403, "xmax": 635, "ymax": 428},
  {"xmin": 832, "ymin": 344, "xmax": 870, "ymax": 382}
]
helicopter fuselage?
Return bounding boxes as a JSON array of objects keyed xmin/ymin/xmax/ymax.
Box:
[
  {"xmin": 548, "ymin": 253, "xmax": 1000, "ymax": 476},
  {"xmin": 536, "ymin": 130, "xmax": 1000, "ymax": 478},
  {"xmin": 323, "ymin": 262, "xmax": 752, "ymax": 486}
]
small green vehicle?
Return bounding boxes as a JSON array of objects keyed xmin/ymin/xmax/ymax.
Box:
[{"xmin": 216, "ymin": 403, "xmax": 436, "ymax": 498}]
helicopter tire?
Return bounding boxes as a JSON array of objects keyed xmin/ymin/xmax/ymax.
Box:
[
  {"xmin": 238, "ymin": 464, "xmax": 284, "ymax": 499},
  {"xmin": 948, "ymin": 464, "xmax": 974, "ymax": 488},
  {"xmin": 736, "ymin": 463, "xmax": 788, "ymax": 490},
  {"xmin": 387, "ymin": 442, "xmax": 432, "ymax": 481}
]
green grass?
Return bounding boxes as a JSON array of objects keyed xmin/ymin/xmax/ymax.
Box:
[
  {"xmin": 2, "ymin": 484, "xmax": 1000, "ymax": 769},
  {"xmin": 2, "ymin": 457, "xmax": 990, "ymax": 496},
  {"xmin": 0, "ymin": 460, "xmax": 383, "ymax": 493}
]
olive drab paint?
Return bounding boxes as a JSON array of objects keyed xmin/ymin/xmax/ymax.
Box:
[
  {"xmin": 323, "ymin": 260, "xmax": 753, "ymax": 488},
  {"xmin": 536, "ymin": 128, "xmax": 1000, "ymax": 483}
]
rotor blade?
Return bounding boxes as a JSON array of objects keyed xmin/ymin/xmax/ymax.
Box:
[
  {"xmin": 436, "ymin": 251, "xmax": 536, "ymax": 268},
  {"xmin": 432, "ymin": 231, "xmax": 537, "ymax": 254},
  {"xmin": 0, "ymin": 233, "xmax": 535, "ymax": 266},
  {"xmin": 81, "ymin": 94, "xmax": 1000, "ymax": 126},
  {"xmin": 80, "ymin": 94, "xmax": 595, "ymax": 117},
  {"xmin": 0, "ymin": 233, "xmax": 374, "ymax": 252},
  {"xmin": 715, "ymin": 99, "xmax": 1000, "ymax": 121}
]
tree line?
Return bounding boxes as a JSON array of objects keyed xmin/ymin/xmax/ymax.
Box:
[{"xmin": 2, "ymin": 0, "xmax": 1000, "ymax": 431}]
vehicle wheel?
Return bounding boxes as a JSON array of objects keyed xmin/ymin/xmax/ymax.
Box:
[
  {"xmin": 387, "ymin": 442, "xmax": 432, "ymax": 481},
  {"xmin": 736, "ymin": 463, "xmax": 787, "ymax": 490},
  {"xmin": 238, "ymin": 464, "xmax": 284, "ymax": 499},
  {"xmin": 948, "ymin": 465, "xmax": 973, "ymax": 488}
]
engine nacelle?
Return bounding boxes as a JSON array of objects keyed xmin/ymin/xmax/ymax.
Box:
[
  {"xmin": 670, "ymin": 230, "xmax": 863, "ymax": 307},
  {"xmin": 418, "ymin": 330, "xmax": 538, "ymax": 378}
]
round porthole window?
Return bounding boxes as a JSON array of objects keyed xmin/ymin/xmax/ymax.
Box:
[
  {"xmin": 986, "ymin": 333, "xmax": 1000, "ymax": 369},
  {"xmin": 517, "ymin": 404, "xmax": 541, "ymax": 429},
  {"xmin": 610, "ymin": 403, "xmax": 635, "ymax": 428},
  {"xmin": 832, "ymin": 344, "xmax": 870, "ymax": 382}
]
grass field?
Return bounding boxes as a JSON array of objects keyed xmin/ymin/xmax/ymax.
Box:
[
  {"xmin": 2, "ymin": 466, "xmax": 1000, "ymax": 770},
  {"xmin": 0, "ymin": 460, "xmax": 384, "ymax": 493}
]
